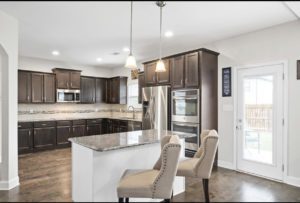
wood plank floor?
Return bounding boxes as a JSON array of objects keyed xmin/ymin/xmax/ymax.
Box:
[{"xmin": 0, "ymin": 148, "xmax": 299, "ymax": 202}]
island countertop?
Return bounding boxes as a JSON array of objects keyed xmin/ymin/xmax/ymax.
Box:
[{"xmin": 69, "ymin": 129, "xmax": 196, "ymax": 152}]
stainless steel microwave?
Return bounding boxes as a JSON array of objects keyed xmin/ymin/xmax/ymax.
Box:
[{"xmin": 57, "ymin": 89, "xmax": 80, "ymax": 103}]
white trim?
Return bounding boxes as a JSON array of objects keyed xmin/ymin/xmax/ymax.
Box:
[
  {"xmin": 233, "ymin": 60, "xmax": 288, "ymax": 183},
  {"xmin": 285, "ymin": 176, "xmax": 300, "ymax": 187},
  {"xmin": 218, "ymin": 160, "xmax": 235, "ymax": 170},
  {"xmin": 0, "ymin": 176, "xmax": 19, "ymax": 190}
]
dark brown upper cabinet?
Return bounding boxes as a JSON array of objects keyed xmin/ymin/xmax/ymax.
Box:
[
  {"xmin": 144, "ymin": 59, "xmax": 170, "ymax": 86},
  {"xmin": 107, "ymin": 77, "xmax": 127, "ymax": 104},
  {"xmin": 144, "ymin": 62, "xmax": 157, "ymax": 86},
  {"xmin": 18, "ymin": 71, "xmax": 32, "ymax": 103},
  {"xmin": 43, "ymin": 74, "xmax": 56, "ymax": 103},
  {"xmin": 70, "ymin": 71, "xmax": 81, "ymax": 89},
  {"xmin": 31, "ymin": 73, "xmax": 44, "ymax": 103},
  {"xmin": 80, "ymin": 76, "xmax": 96, "ymax": 103},
  {"xmin": 185, "ymin": 52, "xmax": 199, "ymax": 88},
  {"xmin": 170, "ymin": 52, "xmax": 199, "ymax": 89},
  {"xmin": 96, "ymin": 78, "xmax": 107, "ymax": 103},
  {"xmin": 138, "ymin": 72, "xmax": 145, "ymax": 104},
  {"xmin": 53, "ymin": 68, "xmax": 81, "ymax": 89},
  {"xmin": 171, "ymin": 55, "xmax": 185, "ymax": 89}
]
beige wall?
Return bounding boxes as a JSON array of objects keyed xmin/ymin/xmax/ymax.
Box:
[
  {"xmin": 0, "ymin": 10, "xmax": 19, "ymax": 189},
  {"xmin": 201, "ymin": 20, "xmax": 300, "ymax": 181}
]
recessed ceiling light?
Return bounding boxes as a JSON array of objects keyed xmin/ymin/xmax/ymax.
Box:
[
  {"xmin": 123, "ymin": 47, "xmax": 130, "ymax": 52},
  {"xmin": 164, "ymin": 31, "xmax": 174, "ymax": 38},
  {"xmin": 112, "ymin": 52, "xmax": 120, "ymax": 55},
  {"xmin": 52, "ymin": 50, "xmax": 60, "ymax": 56},
  {"xmin": 97, "ymin": 57, "xmax": 102, "ymax": 62}
]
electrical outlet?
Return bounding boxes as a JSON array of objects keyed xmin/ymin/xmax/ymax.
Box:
[{"xmin": 29, "ymin": 109, "xmax": 34, "ymax": 114}]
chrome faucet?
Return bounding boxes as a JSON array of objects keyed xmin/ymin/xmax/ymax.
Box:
[{"xmin": 128, "ymin": 106, "xmax": 135, "ymax": 119}]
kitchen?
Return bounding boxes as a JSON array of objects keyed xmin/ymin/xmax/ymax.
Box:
[{"xmin": 1, "ymin": 1, "xmax": 300, "ymax": 202}]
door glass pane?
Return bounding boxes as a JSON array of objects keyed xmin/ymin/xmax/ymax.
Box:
[{"xmin": 243, "ymin": 75, "xmax": 273, "ymax": 164}]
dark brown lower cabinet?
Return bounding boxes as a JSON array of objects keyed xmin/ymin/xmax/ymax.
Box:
[
  {"xmin": 72, "ymin": 125, "xmax": 86, "ymax": 137},
  {"xmin": 86, "ymin": 124, "xmax": 101, "ymax": 136},
  {"xmin": 57, "ymin": 126, "xmax": 72, "ymax": 148},
  {"xmin": 18, "ymin": 128, "xmax": 33, "ymax": 154},
  {"xmin": 33, "ymin": 127, "xmax": 56, "ymax": 151}
]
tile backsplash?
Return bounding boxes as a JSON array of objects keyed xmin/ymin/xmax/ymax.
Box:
[{"xmin": 18, "ymin": 103, "xmax": 142, "ymax": 121}]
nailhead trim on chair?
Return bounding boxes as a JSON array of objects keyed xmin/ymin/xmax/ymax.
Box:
[
  {"xmin": 152, "ymin": 144, "xmax": 180, "ymax": 199},
  {"xmin": 195, "ymin": 136, "xmax": 218, "ymax": 178}
]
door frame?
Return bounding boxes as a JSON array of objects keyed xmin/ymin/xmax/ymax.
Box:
[{"xmin": 233, "ymin": 60, "xmax": 288, "ymax": 183}]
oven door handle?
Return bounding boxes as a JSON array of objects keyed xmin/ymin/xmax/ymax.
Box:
[
  {"xmin": 172, "ymin": 96, "xmax": 198, "ymax": 100},
  {"xmin": 173, "ymin": 123, "xmax": 199, "ymax": 127}
]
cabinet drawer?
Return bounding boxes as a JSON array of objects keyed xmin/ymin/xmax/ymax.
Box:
[
  {"xmin": 18, "ymin": 122, "xmax": 33, "ymax": 129},
  {"xmin": 73, "ymin": 119, "xmax": 86, "ymax": 126},
  {"xmin": 119, "ymin": 120, "xmax": 128, "ymax": 127},
  {"xmin": 34, "ymin": 121, "xmax": 56, "ymax": 128},
  {"xmin": 87, "ymin": 119, "xmax": 102, "ymax": 125},
  {"xmin": 57, "ymin": 120, "xmax": 72, "ymax": 127}
]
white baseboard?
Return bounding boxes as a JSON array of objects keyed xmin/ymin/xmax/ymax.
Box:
[
  {"xmin": 218, "ymin": 160, "xmax": 235, "ymax": 170},
  {"xmin": 285, "ymin": 176, "xmax": 300, "ymax": 187},
  {"xmin": 0, "ymin": 176, "xmax": 19, "ymax": 190}
]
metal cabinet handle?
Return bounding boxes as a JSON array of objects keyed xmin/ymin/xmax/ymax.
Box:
[
  {"xmin": 181, "ymin": 79, "xmax": 183, "ymax": 85},
  {"xmin": 41, "ymin": 124, "xmax": 47, "ymax": 126},
  {"xmin": 69, "ymin": 128, "xmax": 71, "ymax": 133},
  {"xmin": 28, "ymin": 131, "xmax": 30, "ymax": 136},
  {"xmin": 71, "ymin": 82, "xmax": 73, "ymax": 87},
  {"xmin": 18, "ymin": 125, "xmax": 21, "ymax": 128},
  {"xmin": 27, "ymin": 96, "xmax": 30, "ymax": 101}
]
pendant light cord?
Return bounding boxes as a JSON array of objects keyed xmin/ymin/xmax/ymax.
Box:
[
  {"xmin": 130, "ymin": 1, "xmax": 133, "ymax": 55},
  {"xmin": 159, "ymin": 6, "xmax": 162, "ymax": 60}
]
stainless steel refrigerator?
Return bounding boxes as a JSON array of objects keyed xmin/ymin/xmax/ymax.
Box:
[{"xmin": 142, "ymin": 86, "xmax": 170, "ymax": 131}]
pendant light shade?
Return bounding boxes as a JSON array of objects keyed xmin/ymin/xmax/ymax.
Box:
[
  {"xmin": 125, "ymin": 1, "xmax": 137, "ymax": 69},
  {"xmin": 156, "ymin": 59, "xmax": 165, "ymax": 72},
  {"xmin": 125, "ymin": 54, "xmax": 137, "ymax": 69},
  {"xmin": 155, "ymin": 1, "xmax": 166, "ymax": 72}
]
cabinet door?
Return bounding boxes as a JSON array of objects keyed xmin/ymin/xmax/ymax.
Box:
[
  {"xmin": 56, "ymin": 126, "xmax": 71, "ymax": 148},
  {"xmin": 81, "ymin": 77, "xmax": 96, "ymax": 103},
  {"xmin": 113, "ymin": 125, "xmax": 120, "ymax": 133},
  {"xmin": 96, "ymin": 78, "xmax": 107, "ymax": 103},
  {"xmin": 138, "ymin": 72, "xmax": 145, "ymax": 104},
  {"xmin": 144, "ymin": 62, "xmax": 157, "ymax": 86},
  {"xmin": 18, "ymin": 71, "xmax": 31, "ymax": 103},
  {"xmin": 119, "ymin": 77, "xmax": 127, "ymax": 105},
  {"xmin": 185, "ymin": 52, "xmax": 199, "ymax": 88},
  {"xmin": 106, "ymin": 79, "xmax": 112, "ymax": 103},
  {"xmin": 101, "ymin": 121, "xmax": 108, "ymax": 134},
  {"xmin": 157, "ymin": 59, "xmax": 170, "ymax": 84},
  {"xmin": 70, "ymin": 71, "xmax": 81, "ymax": 89},
  {"xmin": 56, "ymin": 71, "xmax": 70, "ymax": 89},
  {"xmin": 33, "ymin": 127, "xmax": 56, "ymax": 151},
  {"xmin": 44, "ymin": 74, "xmax": 56, "ymax": 103},
  {"xmin": 72, "ymin": 125, "xmax": 86, "ymax": 137},
  {"xmin": 31, "ymin": 73, "xmax": 44, "ymax": 103},
  {"xmin": 111, "ymin": 78, "xmax": 120, "ymax": 104},
  {"xmin": 86, "ymin": 124, "xmax": 101, "ymax": 136},
  {"xmin": 18, "ymin": 128, "xmax": 33, "ymax": 154},
  {"xmin": 171, "ymin": 55, "xmax": 185, "ymax": 89}
]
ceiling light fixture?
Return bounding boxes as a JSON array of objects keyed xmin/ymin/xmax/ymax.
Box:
[
  {"xmin": 52, "ymin": 50, "xmax": 60, "ymax": 56},
  {"xmin": 97, "ymin": 57, "xmax": 102, "ymax": 62},
  {"xmin": 155, "ymin": 1, "xmax": 166, "ymax": 72},
  {"xmin": 125, "ymin": 1, "xmax": 137, "ymax": 69},
  {"xmin": 165, "ymin": 31, "xmax": 173, "ymax": 38},
  {"xmin": 123, "ymin": 47, "xmax": 130, "ymax": 52}
]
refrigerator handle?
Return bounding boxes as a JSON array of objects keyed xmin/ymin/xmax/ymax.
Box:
[{"xmin": 152, "ymin": 97, "xmax": 156, "ymax": 129}]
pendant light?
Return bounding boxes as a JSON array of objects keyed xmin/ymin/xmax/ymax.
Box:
[
  {"xmin": 155, "ymin": 1, "xmax": 166, "ymax": 72},
  {"xmin": 125, "ymin": 1, "xmax": 137, "ymax": 69}
]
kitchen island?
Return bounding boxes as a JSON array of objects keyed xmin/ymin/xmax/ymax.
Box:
[{"xmin": 69, "ymin": 129, "xmax": 195, "ymax": 202}]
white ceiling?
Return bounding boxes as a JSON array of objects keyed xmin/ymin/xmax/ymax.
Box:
[{"xmin": 0, "ymin": 1, "xmax": 299, "ymax": 68}]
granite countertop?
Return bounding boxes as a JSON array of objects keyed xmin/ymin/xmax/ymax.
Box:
[
  {"xmin": 18, "ymin": 116, "xmax": 142, "ymax": 123},
  {"xmin": 69, "ymin": 129, "xmax": 196, "ymax": 152}
]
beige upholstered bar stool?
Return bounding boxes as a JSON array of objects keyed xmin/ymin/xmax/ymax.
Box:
[
  {"xmin": 117, "ymin": 135, "xmax": 182, "ymax": 203},
  {"xmin": 177, "ymin": 130, "xmax": 219, "ymax": 202}
]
